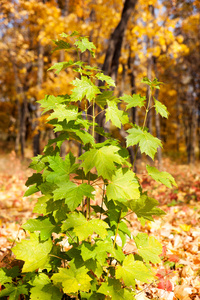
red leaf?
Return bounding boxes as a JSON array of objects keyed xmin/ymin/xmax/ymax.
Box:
[
  {"xmin": 167, "ymin": 254, "xmax": 179, "ymax": 262},
  {"xmin": 157, "ymin": 279, "xmax": 173, "ymax": 291}
]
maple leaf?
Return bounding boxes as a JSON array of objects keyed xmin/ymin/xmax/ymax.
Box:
[
  {"xmin": 120, "ymin": 94, "xmax": 146, "ymax": 109},
  {"xmin": 141, "ymin": 77, "xmax": 163, "ymax": 89},
  {"xmin": 157, "ymin": 279, "xmax": 173, "ymax": 292},
  {"xmin": 24, "ymin": 184, "xmax": 39, "ymax": 197},
  {"xmin": 126, "ymin": 127, "xmax": 162, "ymax": 159},
  {"xmin": 154, "ymin": 98, "xmax": 169, "ymax": 118},
  {"xmin": 38, "ymin": 94, "xmax": 70, "ymax": 113},
  {"xmin": 105, "ymin": 100, "xmax": 129, "ymax": 128},
  {"xmin": 81, "ymin": 239, "xmax": 125, "ymax": 265},
  {"xmin": 61, "ymin": 212, "xmax": 108, "ymax": 241},
  {"xmin": 106, "ymin": 168, "xmax": 140, "ymax": 201},
  {"xmin": 95, "ymin": 73, "xmax": 115, "ymax": 87},
  {"xmin": 128, "ymin": 192, "xmax": 165, "ymax": 224},
  {"xmin": 48, "ymin": 61, "xmax": 75, "ymax": 74},
  {"xmin": 80, "ymin": 145, "xmax": 123, "ymax": 180},
  {"xmin": 47, "ymin": 104, "xmax": 79, "ymax": 122},
  {"xmin": 22, "ymin": 217, "xmax": 58, "ymax": 241},
  {"xmin": 116, "ymin": 254, "xmax": 154, "ymax": 286},
  {"xmin": 0, "ymin": 284, "xmax": 28, "ymax": 300},
  {"xmin": 71, "ymin": 76, "xmax": 100, "ymax": 102},
  {"xmin": 12, "ymin": 232, "xmax": 52, "ymax": 272},
  {"xmin": 0, "ymin": 269, "xmax": 12, "ymax": 285},
  {"xmin": 52, "ymin": 262, "xmax": 92, "ymax": 294},
  {"xmin": 134, "ymin": 233, "xmax": 162, "ymax": 264},
  {"xmin": 95, "ymin": 91, "xmax": 118, "ymax": 108},
  {"xmin": 46, "ymin": 152, "xmax": 78, "ymax": 184},
  {"xmin": 52, "ymin": 39, "xmax": 70, "ymax": 52},
  {"xmin": 146, "ymin": 165, "xmax": 177, "ymax": 188},
  {"xmin": 75, "ymin": 37, "xmax": 96, "ymax": 53},
  {"xmin": 29, "ymin": 273, "xmax": 62, "ymax": 300},
  {"xmin": 53, "ymin": 182, "xmax": 95, "ymax": 211},
  {"xmin": 98, "ymin": 278, "xmax": 134, "ymax": 300}
]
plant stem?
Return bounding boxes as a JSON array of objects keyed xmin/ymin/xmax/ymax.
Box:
[
  {"xmin": 113, "ymin": 209, "xmax": 122, "ymax": 248},
  {"xmin": 132, "ymin": 88, "xmax": 153, "ymax": 167},
  {"xmin": 100, "ymin": 183, "xmax": 106, "ymax": 219},
  {"xmin": 92, "ymin": 99, "xmax": 95, "ymax": 138}
]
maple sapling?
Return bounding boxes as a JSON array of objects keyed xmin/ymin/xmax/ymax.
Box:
[{"xmin": 0, "ymin": 32, "xmax": 177, "ymax": 299}]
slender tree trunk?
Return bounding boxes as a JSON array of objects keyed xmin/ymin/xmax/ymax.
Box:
[
  {"xmin": 97, "ymin": 0, "xmax": 138, "ymax": 142},
  {"xmin": 33, "ymin": 40, "xmax": 44, "ymax": 156},
  {"xmin": 176, "ymin": 84, "xmax": 181, "ymax": 152},
  {"xmin": 127, "ymin": 48, "xmax": 138, "ymax": 124},
  {"xmin": 102, "ymin": 0, "xmax": 138, "ymax": 79},
  {"xmin": 146, "ymin": 5, "xmax": 154, "ymax": 136},
  {"xmin": 146, "ymin": 5, "xmax": 154, "ymax": 165},
  {"xmin": 118, "ymin": 63, "xmax": 126, "ymax": 97},
  {"xmin": 12, "ymin": 58, "xmax": 27, "ymax": 158}
]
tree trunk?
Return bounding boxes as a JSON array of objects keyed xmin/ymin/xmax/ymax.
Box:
[
  {"xmin": 12, "ymin": 57, "xmax": 27, "ymax": 158},
  {"xmin": 102, "ymin": 0, "xmax": 138, "ymax": 79},
  {"xmin": 97, "ymin": 0, "xmax": 138, "ymax": 142},
  {"xmin": 127, "ymin": 47, "xmax": 138, "ymax": 124},
  {"xmin": 146, "ymin": 5, "xmax": 154, "ymax": 136},
  {"xmin": 33, "ymin": 40, "xmax": 44, "ymax": 156}
]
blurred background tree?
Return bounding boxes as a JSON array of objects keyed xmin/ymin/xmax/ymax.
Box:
[{"xmin": 0, "ymin": 0, "xmax": 199, "ymax": 164}]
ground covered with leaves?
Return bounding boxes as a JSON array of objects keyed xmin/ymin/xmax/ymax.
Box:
[{"xmin": 0, "ymin": 152, "xmax": 199, "ymax": 300}]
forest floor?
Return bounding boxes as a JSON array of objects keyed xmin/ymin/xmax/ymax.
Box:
[{"xmin": 0, "ymin": 151, "xmax": 199, "ymax": 300}]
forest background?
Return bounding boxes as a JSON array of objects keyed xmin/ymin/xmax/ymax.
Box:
[{"xmin": 0, "ymin": 0, "xmax": 199, "ymax": 164}]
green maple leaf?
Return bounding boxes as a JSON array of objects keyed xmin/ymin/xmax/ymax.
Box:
[
  {"xmin": 75, "ymin": 37, "xmax": 96, "ymax": 53},
  {"xmin": 141, "ymin": 77, "xmax": 163, "ymax": 89},
  {"xmin": 107, "ymin": 168, "xmax": 140, "ymax": 201},
  {"xmin": 80, "ymin": 145, "xmax": 123, "ymax": 180},
  {"xmin": 146, "ymin": 165, "xmax": 177, "ymax": 188},
  {"xmin": 22, "ymin": 217, "xmax": 58, "ymax": 241},
  {"xmin": 120, "ymin": 94, "xmax": 146, "ymax": 109},
  {"xmin": 48, "ymin": 60, "xmax": 75, "ymax": 74},
  {"xmin": 46, "ymin": 152, "xmax": 77, "ymax": 184},
  {"xmin": 53, "ymin": 182, "xmax": 95, "ymax": 211},
  {"xmin": 25, "ymin": 173, "xmax": 43, "ymax": 187},
  {"xmin": 0, "ymin": 284, "xmax": 28, "ymax": 300},
  {"xmin": 95, "ymin": 240, "xmax": 125, "ymax": 264},
  {"xmin": 134, "ymin": 233, "xmax": 162, "ymax": 264},
  {"xmin": 29, "ymin": 273, "xmax": 62, "ymax": 300},
  {"xmin": 38, "ymin": 94, "xmax": 70, "ymax": 113},
  {"xmin": 24, "ymin": 184, "xmax": 39, "ymax": 197},
  {"xmin": 61, "ymin": 212, "xmax": 108, "ymax": 241},
  {"xmin": 60, "ymin": 31, "xmax": 80, "ymax": 38},
  {"xmin": 12, "ymin": 232, "xmax": 52, "ymax": 272},
  {"xmin": 0, "ymin": 269, "xmax": 12, "ymax": 285},
  {"xmin": 116, "ymin": 254, "xmax": 154, "ymax": 286},
  {"xmin": 52, "ymin": 262, "xmax": 92, "ymax": 294},
  {"xmin": 98, "ymin": 278, "xmax": 135, "ymax": 300},
  {"xmin": 128, "ymin": 193, "xmax": 165, "ymax": 223},
  {"xmin": 95, "ymin": 73, "xmax": 115, "ymax": 87},
  {"xmin": 154, "ymin": 99, "xmax": 169, "ymax": 118},
  {"xmin": 71, "ymin": 76, "xmax": 100, "ymax": 102},
  {"xmin": 33, "ymin": 195, "xmax": 51, "ymax": 215},
  {"xmin": 72, "ymin": 129, "xmax": 95, "ymax": 145},
  {"xmin": 81, "ymin": 239, "xmax": 125, "ymax": 265},
  {"xmin": 95, "ymin": 91, "xmax": 118, "ymax": 109},
  {"xmin": 47, "ymin": 104, "xmax": 79, "ymax": 122},
  {"xmin": 73, "ymin": 217, "xmax": 108, "ymax": 241},
  {"xmin": 52, "ymin": 39, "xmax": 70, "ymax": 52},
  {"xmin": 29, "ymin": 155, "xmax": 46, "ymax": 172},
  {"xmin": 105, "ymin": 100, "xmax": 129, "ymax": 128},
  {"xmin": 126, "ymin": 127, "xmax": 162, "ymax": 159}
]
